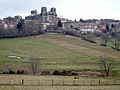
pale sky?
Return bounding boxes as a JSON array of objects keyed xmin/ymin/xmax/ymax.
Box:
[{"xmin": 0, "ymin": 0, "xmax": 120, "ymax": 20}]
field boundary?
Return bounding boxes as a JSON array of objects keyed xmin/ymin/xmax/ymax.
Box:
[{"xmin": 0, "ymin": 79, "xmax": 120, "ymax": 86}]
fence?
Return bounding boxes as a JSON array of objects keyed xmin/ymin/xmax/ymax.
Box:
[{"xmin": 0, "ymin": 79, "xmax": 120, "ymax": 86}]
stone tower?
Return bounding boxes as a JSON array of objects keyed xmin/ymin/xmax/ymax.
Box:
[
  {"xmin": 50, "ymin": 8, "xmax": 57, "ymax": 23},
  {"xmin": 41, "ymin": 7, "xmax": 47, "ymax": 15},
  {"xmin": 41, "ymin": 7, "xmax": 47, "ymax": 22},
  {"xmin": 25, "ymin": 7, "xmax": 57, "ymax": 24},
  {"xmin": 31, "ymin": 9, "xmax": 37, "ymax": 15},
  {"xmin": 51, "ymin": 8, "xmax": 56, "ymax": 15}
]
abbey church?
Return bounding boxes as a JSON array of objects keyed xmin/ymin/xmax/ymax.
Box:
[{"xmin": 25, "ymin": 7, "xmax": 57, "ymax": 24}]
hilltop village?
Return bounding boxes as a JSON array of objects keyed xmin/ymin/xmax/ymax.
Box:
[
  {"xmin": 0, "ymin": 7, "xmax": 120, "ymax": 87},
  {"xmin": 0, "ymin": 7, "xmax": 120, "ymax": 39}
]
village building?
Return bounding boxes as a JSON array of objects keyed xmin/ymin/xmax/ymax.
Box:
[
  {"xmin": 63, "ymin": 21, "xmax": 80, "ymax": 30},
  {"xmin": 0, "ymin": 21, "xmax": 8, "ymax": 30},
  {"xmin": 4, "ymin": 15, "xmax": 22, "ymax": 24},
  {"xmin": 25, "ymin": 7, "xmax": 57, "ymax": 25},
  {"xmin": 80, "ymin": 23, "xmax": 97, "ymax": 32},
  {"xmin": 63, "ymin": 21, "xmax": 97, "ymax": 33}
]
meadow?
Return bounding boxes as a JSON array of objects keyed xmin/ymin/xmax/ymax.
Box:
[
  {"xmin": 0, "ymin": 33, "xmax": 120, "ymax": 71},
  {"xmin": 0, "ymin": 33, "xmax": 120, "ymax": 90}
]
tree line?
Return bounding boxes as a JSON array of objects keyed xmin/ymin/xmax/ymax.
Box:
[{"xmin": 1, "ymin": 56, "xmax": 116, "ymax": 77}]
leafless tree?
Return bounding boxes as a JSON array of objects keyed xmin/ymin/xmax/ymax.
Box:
[
  {"xmin": 29, "ymin": 57, "xmax": 40, "ymax": 75},
  {"xmin": 113, "ymin": 38, "xmax": 120, "ymax": 50},
  {"xmin": 100, "ymin": 33, "xmax": 109, "ymax": 46},
  {"xmin": 99, "ymin": 56, "xmax": 114, "ymax": 77},
  {"xmin": 113, "ymin": 34, "xmax": 120, "ymax": 50}
]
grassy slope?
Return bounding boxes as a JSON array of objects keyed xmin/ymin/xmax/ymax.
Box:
[{"xmin": 0, "ymin": 33, "xmax": 120, "ymax": 71}]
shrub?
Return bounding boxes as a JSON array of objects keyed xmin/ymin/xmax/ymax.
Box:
[
  {"xmin": 2, "ymin": 71, "xmax": 8, "ymax": 74},
  {"xmin": 53, "ymin": 71, "xmax": 62, "ymax": 75},
  {"xmin": 17, "ymin": 70, "xmax": 24, "ymax": 74},
  {"xmin": 9, "ymin": 70, "xmax": 15, "ymax": 74},
  {"xmin": 41, "ymin": 71, "xmax": 51, "ymax": 75}
]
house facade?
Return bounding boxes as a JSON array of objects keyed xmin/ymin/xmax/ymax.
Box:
[{"xmin": 80, "ymin": 23, "xmax": 97, "ymax": 32}]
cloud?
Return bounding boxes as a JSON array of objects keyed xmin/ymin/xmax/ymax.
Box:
[
  {"xmin": 0, "ymin": 0, "xmax": 56, "ymax": 18},
  {"xmin": 0, "ymin": 0, "xmax": 120, "ymax": 20},
  {"xmin": 54, "ymin": 0, "xmax": 120, "ymax": 20}
]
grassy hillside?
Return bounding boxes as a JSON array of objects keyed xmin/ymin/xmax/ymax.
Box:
[{"xmin": 0, "ymin": 33, "xmax": 120, "ymax": 71}]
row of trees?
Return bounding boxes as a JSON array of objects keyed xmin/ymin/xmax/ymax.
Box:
[
  {"xmin": 79, "ymin": 18, "xmax": 120, "ymax": 23},
  {"xmin": 99, "ymin": 32, "xmax": 120, "ymax": 50},
  {"xmin": 82, "ymin": 31, "xmax": 120, "ymax": 50},
  {"xmin": 28, "ymin": 56, "xmax": 115, "ymax": 77},
  {"xmin": 2, "ymin": 56, "xmax": 115, "ymax": 77}
]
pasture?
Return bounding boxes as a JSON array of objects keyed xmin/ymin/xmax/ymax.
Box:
[
  {"xmin": 0, "ymin": 33, "xmax": 120, "ymax": 90},
  {"xmin": 0, "ymin": 33, "xmax": 120, "ymax": 72}
]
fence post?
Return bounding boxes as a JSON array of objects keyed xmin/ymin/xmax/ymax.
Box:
[
  {"xmin": 22, "ymin": 79, "xmax": 24, "ymax": 85},
  {"xmin": 38, "ymin": 80, "xmax": 40, "ymax": 86},
  {"xmin": 63, "ymin": 80, "xmax": 64, "ymax": 86},
  {"xmin": 74, "ymin": 79, "xmax": 75, "ymax": 85},
  {"xmin": 9, "ymin": 79, "xmax": 11, "ymax": 85},
  {"xmin": 52, "ymin": 80, "xmax": 53, "ymax": 86},
  {"xmin": 90, "ymin": 80, "xmax": 92, "ymax": 85},
  {"xmin": 83, "ymin": 80, "xmax": 84, "ymax": 85},
  {"xmin": 99, "ymin": 80, "xmax": 101, "ymax": 85},
  {"xmin": 114, "ymin": 80, "xmax": 116, "ymax": 85}
]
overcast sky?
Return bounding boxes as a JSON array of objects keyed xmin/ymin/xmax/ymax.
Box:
[{"xmin": 0, "ymin": 0, "xmax": 120, "ymax": 20}]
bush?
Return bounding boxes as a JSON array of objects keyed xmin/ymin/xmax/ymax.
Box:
[
  {"xmin": 53, "ymin": 70, "xmax": 79, "ymax": 76},
  {"xmin": 61, "ymin": 70, "xmax": 67, "ymax": 76},
  {"xmin": 53, "ymin": 71, "xmax": 62, "ymax": 75},
  {"xmin": 9, "ymin": 70, "xmax": 15, "ymax": 74},
  {"xmin": 17, "ymin": 70, "xmax": 24, "ymax": 74},
  {"xmin": 41, "ymin": 71, "xmax": 51, "ymax": 75},
  {"xmin": 2, "ymin": 71, "xmax": 8, "ymax": 74}
]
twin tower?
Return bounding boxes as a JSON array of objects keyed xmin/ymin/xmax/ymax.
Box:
[
  {"xmin": 41, "ymin": 7, "xmax": 56, "ymax": 15},
  {"xmin": 26, "ymin": 7, "xmax": 57, "ymax": 23}
]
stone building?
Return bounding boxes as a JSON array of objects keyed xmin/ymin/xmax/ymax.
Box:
[
  {"xmin": 25, "ymin": 7, "xmax": 57, "ymax": 24},
  {"xmin": 80, "ymin": 23, "xmax": 97, "ymax": 32},
  {"xmin": 63, "ymin": 21, "xmax": 80, "ymax": 30},
  {"xmin": 0, "ymin": 21, "xmax": 8, "ymax": 30},
  {"xmin": 63, "ymin": 21, "xmax": 97, "ymax": 33},
  {"xmin": 4, "ymin": 16, "xmax": 22, "ymax": 24}
]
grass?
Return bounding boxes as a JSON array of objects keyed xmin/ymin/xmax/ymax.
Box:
[
  {"xmin": 0, "ymin": 33, "xmax": 120, "ymax": 90},
  {"xmin": 0, "ymin": 33, "xmax": 120, "ymax": 71},
  {"xmin": 1, "ymin": 86, "xmax": 120, "ymax": 90}
]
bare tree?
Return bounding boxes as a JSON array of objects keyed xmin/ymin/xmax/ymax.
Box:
[
  {"xmin": 113, "ymin": 34, "xmax": 120, "ymax": 50},
  {"xmin": 100, "ymin": 33, "xmax": 109, "ymax": 46},
  {"xmin": 113, "ymin": 38, "xmax": 120, "ymax": 50},
  {"xmin": 29, "ymin": 57, "xmax": 40, "ymax": 75},
  {"xmin": 99, "ymin": 56, "xmax": 114, "ymax": 77}
]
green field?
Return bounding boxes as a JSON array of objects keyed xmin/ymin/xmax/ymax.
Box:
[
  {"xmin": 0, "ymin": 33, "xmax": 120, "ymax": 90},
  {"xmin": 0, "ymin": 33, "xmax": 120, "ymax": 71}
]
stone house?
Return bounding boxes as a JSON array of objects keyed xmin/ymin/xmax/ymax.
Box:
[
  {"xmin": 0, "ymin": 21, "xmax": 8, "ymax": 30},
  {"xmin": 80, "ymin": 23, "xmax": 97, "ymax": 32},
  {"xmin": 63, "ymin": 21, "xmax": 80, "ymax": 30}
]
